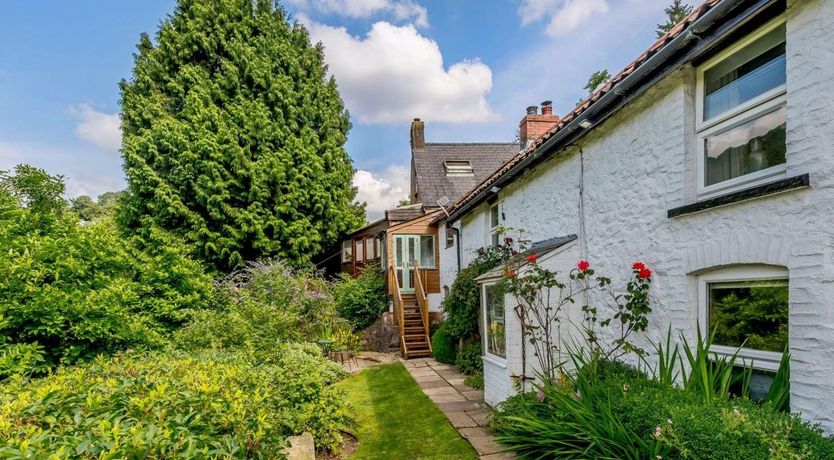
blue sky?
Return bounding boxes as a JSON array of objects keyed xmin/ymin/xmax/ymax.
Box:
[{"xmin": 0, "ymin": 0, "xmax": 677, "ymax": 219}]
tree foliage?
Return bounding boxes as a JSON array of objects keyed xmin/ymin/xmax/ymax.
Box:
[
  {"xmin": 656, "ymin": 0, "xmax": 694, "ymax": 37},
  {"xmin": 0, "ymin": 165, "xmax": 214, "ymax": 367},
  {"xmin": 441, "ymin": 246, "xmax": 507, "ymax": 341},
  {"xmin": 70, "ymin": 191, "xmax": 124, "ymax": 222},
  {"xmin": 119, "ymin": 0, "xmax": 365, "ymax": 271},
  {"xmin": 583, "ymin": 69, "xmax": 611, "ymax": 95}
]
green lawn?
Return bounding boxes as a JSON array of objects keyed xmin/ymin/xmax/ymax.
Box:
[{"xmin": 336, "ymin": 363, "xmax": 479, "ymax": 459}]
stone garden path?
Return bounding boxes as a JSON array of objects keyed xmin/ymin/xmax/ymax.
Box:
[{"xmin": 402, "ymin": 358, "xmax": 515, "ymax": 459}]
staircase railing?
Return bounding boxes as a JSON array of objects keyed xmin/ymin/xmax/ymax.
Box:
[
  {"xmin": 389, "ymin": 264, "xmax": 406, "ymax": 353},
  {"xmin": 412, "ymin": 260, "xmax": 432, "ymax": 353}
]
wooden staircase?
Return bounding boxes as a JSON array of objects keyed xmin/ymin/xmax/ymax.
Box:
[
  {"xmin": 401, "ymin": 294, "xmax": 432, "ymax": 358},
  {"xmin": 390, "ymin": 261, "xmax": 433, "ymax": 359}
]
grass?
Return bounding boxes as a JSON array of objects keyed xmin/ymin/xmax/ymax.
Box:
[{"xmin": 336, "ymin": 363, "xmax": 479, "ymax": 459}]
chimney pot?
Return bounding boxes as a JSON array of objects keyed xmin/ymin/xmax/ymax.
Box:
[
  {"xmin": 519, "ymin": 100, "xmax": 560, "ymax": 149},
  {"xmin": 410, "ymin": 118, "xmax": 425, "ymax": 150},
  {"xmin": 541, "ymin": 100, "xmax": 553, "ymax": 116},
  {"xmin": 526, "ymin": 105, "xmax": 538, "ymax": 115}
]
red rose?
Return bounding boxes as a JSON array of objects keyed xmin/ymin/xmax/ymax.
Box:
[
  {"xmin": 632, "ymin": 262, "xmax": 646, "ymax": 270},
  {"xmin": 504, "ymin": 236, "xmax": 514, "ymax": 244},
  {"xmin": 527, "ymin": 254, "xmax": 538, "ymax": 263},
  {"xmin": 638, "ymin": 267, "xmax": 652, "ymax": 279},
  {"xmin": 577, "ymin": 260, "xmax": 590, "ymax": 272}
]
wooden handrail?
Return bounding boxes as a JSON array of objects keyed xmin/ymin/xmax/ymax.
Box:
[
  {"xmin": 389, "ymin": 264, "xmax": 406, "ymax": 352},
  {"xmin": 412, "ymin": 260, "xmax": 432, "ymax": 351}
]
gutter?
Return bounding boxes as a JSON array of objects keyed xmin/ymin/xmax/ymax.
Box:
[{"xmin": 444, "ymin": 0, "xmax": 774, "ymax": 225}]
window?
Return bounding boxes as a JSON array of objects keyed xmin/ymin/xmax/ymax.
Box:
[
  {"xmin": 445, "ymin": 226, "xmax": 455, "ymax": 248},
  {"xmin": 444, "ymin": 160, "xmax": 474, "ymax": 176},
  {"xmin": 698, "ymin": 265, "xmax": 788, "ymax": 371},
  {"xmin": 419, "ymin": 235, "xmax": 435, "ymax": 268},
  {"xmin": 356, "ymin": 239, "xmax": 365, "ymax": 262},
  {"xmin": 696, "ymin": 17, "xmax": 787, "ymax": 197},
  {"xmin": 365, "ymin": 238, "xmax": 376, "ymax": 260},
  {"xmin": 341, "ymin": 240, "xmax": 353, "ymax": 263},
  {"xmin": 489, "ymin": 203, "xmax": 500, "ymax": 247},
  {"xmin": 484, "ymin": 283, "xmax": 506, "ymax": 359}
]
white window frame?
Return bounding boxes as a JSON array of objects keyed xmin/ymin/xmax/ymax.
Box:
[
  {"xmin": 341, "ymin": 240, "xmax": 353, "ymax": 263},
  {"xmin": 356, "ymin": 239, "xmax": 365, "ymax": 262},
  {"xmin": 695, "ymin": 15, "xmax": 787, "ymax": 199},
  {"xmin": 697, "ymin": 265, "xmax": 788, "ymax": 372},
  {"xmin": 482, "ymin": 280, "xmax": 507, "ymax": 364},
  {"xmin": 489, "ymin": 203, "xmax": 500, "ymax": 247}
]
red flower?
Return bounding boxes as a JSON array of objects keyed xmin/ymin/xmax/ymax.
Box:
[
  {"xmin": 638, "ymin": 267, "xmax": 652, "ymax": 279},
  {"xmin": 577, "ymin": 260, "xmax": 590, "ymax": 272},
  {"xmin": 504, "ymin": 236, "xmax": 514, "ymax": 244},
  {"xmin": 632, "ymin": 262, "xmax": 646, "ymax": 271},
  {"xmin": 527, "ymin": 254, "xmax": 538, "ymax": 263},
  {"xmin": 506, "ymin": 268, "xmax": 516, "ymax": 278}
]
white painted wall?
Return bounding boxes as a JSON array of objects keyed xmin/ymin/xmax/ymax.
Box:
[{"xmin": 450, "ymin": 0, "xmax": 834, "ymax": 431}]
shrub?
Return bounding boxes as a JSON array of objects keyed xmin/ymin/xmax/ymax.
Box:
[
  {"xmin": 494, "ymin": 357, "xmax": 834, "ymax": 460},
  {"xmin": 431, "ymin": 323, "xmax": 457, "ymax": 364},
  {"xmin": 442, "ymin": 247, "xmax": 506, "ymax": 341},
  {"xmin": 332, "ymin": 265, "xmax": 388, "ymax": 331},
  {"xmin": 175, "ymin": 260, "xmax": 338, "ymax": 350},
  {"xmin": 0, "ymin": 165, "xmax": 215, "ymax": 369},
  {"xmin": 456, "ymin": 341, "xmax": 483, "ymax": 375},
  {"xmin": 0, "ymin": 344, "xmax": 351, "ymax": 457}
]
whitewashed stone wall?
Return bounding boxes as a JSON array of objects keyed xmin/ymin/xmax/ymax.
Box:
[{"xmin": 453, "ymin": 0, "xmax": 834, "ymax": 431}]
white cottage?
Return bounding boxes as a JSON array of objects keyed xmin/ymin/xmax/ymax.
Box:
[{"xmin": 435, "ymin": 0, "xmax": 834, "ymax": 432}]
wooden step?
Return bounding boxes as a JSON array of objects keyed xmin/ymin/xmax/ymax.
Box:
[{"xmin": 407, "ymin": 349, "xmax": 432, "ymax": 358}]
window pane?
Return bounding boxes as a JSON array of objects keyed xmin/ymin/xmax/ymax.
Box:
[
  {"xmin": 704, "ymin": 25, "xmax": 786, "ymax": 120},
  {"xmin": 704, "ymin": 106, "xmax": 786, "ymax": 187},
  {"xmin": 356, "ymin": 240, "xmax": 365, "ymax": 262},
  {"xmin": 490, "ymin": 205, "xmax": 499, "ymax": 228},
  {"xmin": 486, "ymin": 284, "xmax": 506, "ymax": 358},
  {"xmin": 395, "ymin": 237, "xmax": 403, "ymax": 267},
  {"xmin": 408, "ymin": 237, "xmax": 416, "ymax": 265},
  {"xmin": 420, "ymin": 236, "xmax": 435, "ymax": 267},
  {"xmin": 342, "ymin": 241, "xmax": 352, "ymax": 262},
  {"xmin": 708, "ymin": 279, "xmax": 788, "ymax": 352}
]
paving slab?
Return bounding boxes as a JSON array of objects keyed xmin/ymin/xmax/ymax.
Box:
[
  {"xmin": 423, "ymin": 386, "xmax": 461, "ymax": 396},
  {"xmin": 437, "ymin": 400, "xmax": 486, "ymax": 413},
  {"xmin": 429, "ymin": 393, "xmax": 468, "ymax": 403},
  {"xmin": 466, "ymin": 409, "xmax": 492, "ymax": 426},
  {"xmin": 446, "ymin": 411, "xmax": 479, "ymax": 428},
  {"xmin": 417, "ymin": 379, "xmax": 449, "ymax": 389},
  {"xmin": 411, "ymin": 373, "xmax": 445, "ymax": 383},
  {"xmin": 462, "ymin": 390, "xmax": 485, "ymax": 401},
  {"xmin": 468, "ymin": 435, "xmax": 503, "ymax": 456},
  {"xmin": 459, "ymin": 427, "xmax": 495, "ymax": 438}
]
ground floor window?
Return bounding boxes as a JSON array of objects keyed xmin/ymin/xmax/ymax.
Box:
[
  {"xmin": 698, "ymin": 265, "xmax": 788, "ymax": 370},
  {"xmin": 484, "ymin": 283, "xmax": 506, "ymax": 359},
  {"xmin": 342, "ymin": 240, "xmax": 353, "ymax": 263}
]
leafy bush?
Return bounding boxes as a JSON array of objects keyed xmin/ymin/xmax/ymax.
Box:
[
  {"xmin": 441, "ymin": 247, "xmax": 506, "ymax": 341},
  {"xmin": 431, "ymin": 323, "xmax": 457, "ymax": 364},
  {"xmin": 456, "ymin": 341, "xmax": 483, "ymax": 375},
  {"xmin": 0, "ymin": 343, "xmax": 48, "ymax": 380},
  {"xmin": 176, "ymin": 260, "xmax": 338, "ymax": 350},
  {"xmin": 494, "ymin": 357, "xmax": 834, "ymax": 460},
  {"xmin": 332, "ymin": 265, "xmax": 388, "ymax": 331},
  {"xmin": 0, "ymin": 165, "xmax": 215, "ymax": 369},
  {"xmin": 0, "ymin": 344, "xmax": 351, "ymax": 457}
]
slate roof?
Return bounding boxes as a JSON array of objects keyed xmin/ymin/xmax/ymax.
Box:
[
  {"xmin": 412, "ymin": 142, "xmax": 518, "ymax": 207},
  {"xmin": 439, "ymin": 0, "xmax": 723, "ymax": 222},
  {"xmin": 386, "ymin": 203, "xmax": 426, "ymax": 222}
]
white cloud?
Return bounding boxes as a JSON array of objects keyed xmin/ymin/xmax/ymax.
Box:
[
  {"xmin": 518, "ymin": 0, "xmax": 609, "ymax": 36},
  {"xmin": 288, "ymin": 0, "xmax": 429, "ymax": 27},
  {"xmin": 306, "ymin": 20, "xmax": 496, "ymax": 124},
  {"xmin": 68, "ymin": 104, "xmax": 122, "ymax": 152},
  {"xmin": 353, "ymin": 165, "xmax": 409, "ymax": 220},
  {"xmin": 0, "ymin": 139, "xmax": 125, "ymax": 199}
]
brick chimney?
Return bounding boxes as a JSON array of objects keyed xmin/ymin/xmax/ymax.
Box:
[
  {"xmin": 410, "ymin": 118, "xmax": 425, "ymax": 150},
  {"xmin": 519, "ymin": 101, "xmax": 560, "ymax": 149}
]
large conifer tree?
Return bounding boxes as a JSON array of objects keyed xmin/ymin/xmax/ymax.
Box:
[{"xmin": 119, "ymin": 0, "xmax": 364, "ymax": 271}]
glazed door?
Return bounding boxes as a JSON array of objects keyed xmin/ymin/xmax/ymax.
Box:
[{"xmin": 394, "ymin": 235, "xmax": 420, "ymax": 292}]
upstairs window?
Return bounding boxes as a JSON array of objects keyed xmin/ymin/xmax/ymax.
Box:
[
  {"xmin": 444, "ymin": 160, "xmax": 475, "ymax": 177},
  {"xmin": 489, "ymin": 203, "xmax": 500, "ymax": 247},
  {"xmin": 341, "ymin": 240, "xmax": 353, "ymax": 263},
  {"xmin": 696, "ymin": 17, "xmax": 787, "ymax": 198}
]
